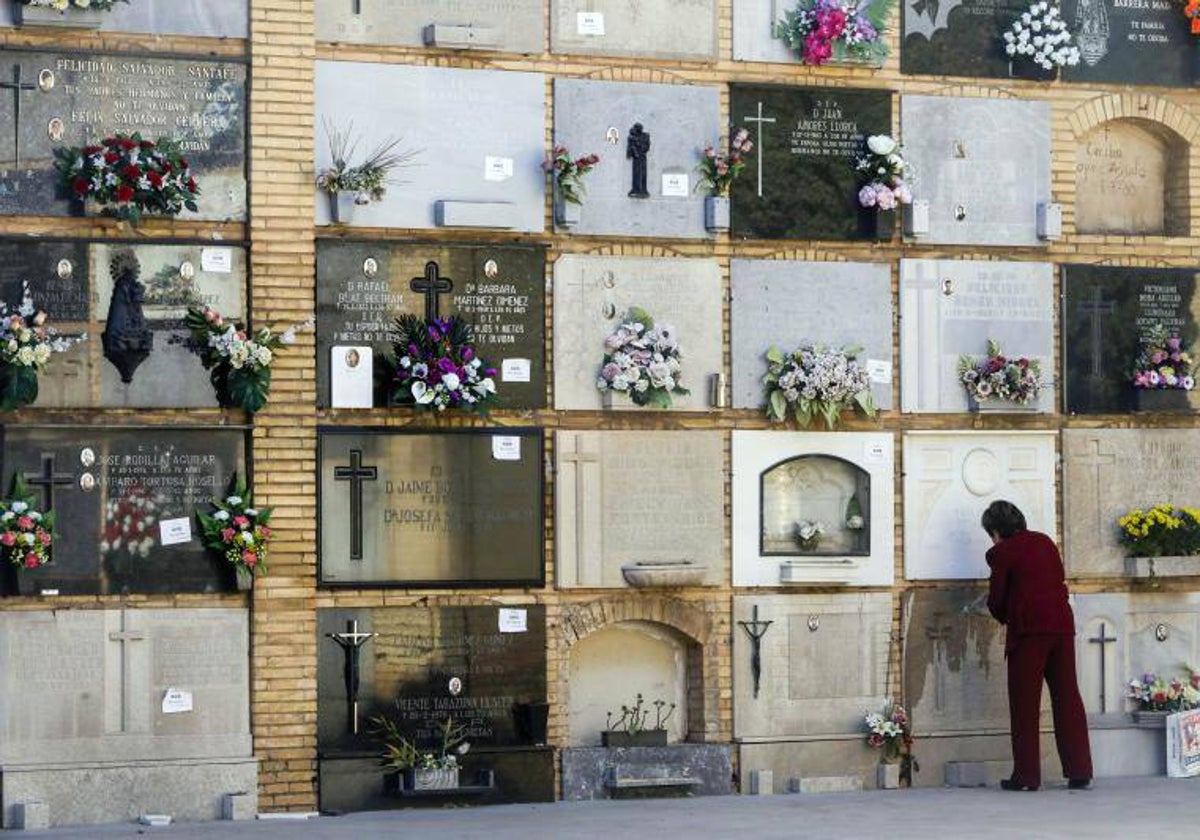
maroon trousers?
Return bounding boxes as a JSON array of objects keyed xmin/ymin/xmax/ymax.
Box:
[{"xmin": 1006, "ymin": 633, "xmax": 1094, "ymax": 788}]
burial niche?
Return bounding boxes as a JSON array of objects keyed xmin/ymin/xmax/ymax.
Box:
[
  {"xmin": 567, "ymin": 621, "xmax": 692, "ymax": 747},
  {"xmin": 760, "ymin": 455, "xmax": 870, "ymax": 557},
  {"xmin": 1075, "ymin": 119, "xmax": 1189, "ymax": 237}
]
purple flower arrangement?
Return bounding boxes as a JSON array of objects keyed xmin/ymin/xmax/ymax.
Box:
[
  {"xmin": 1132, "ymin": 324, "xmax": 1194, "ymax": 391},
  {"xmin": 390, "ymin": 314, "xmax": 498, "ymax": 414},
  {"xmin": 775, "ymin": 0, "xmax": 893, "ymax": 66}
]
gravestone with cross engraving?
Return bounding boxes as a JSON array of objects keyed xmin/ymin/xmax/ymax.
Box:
[
  {"xmin": 0, "ymin": 48, "xmax": 246, "ymax": 220},
  {"xmin": 316, "ymin": 0, "xmax": 542, "ymax": 52},
  {"xmin": 0, "ymin": 1, "xmax": 248, "ymax": 37},
  {"xmin": 0, "ymin": 425, "xmax": 247, "ymax": 596},
  {"xmin": 315, "ymin": 241, "xmax": 546, "ymax": 410},
  {"xmin": 1062, "ymin": 265, "xmax": 1199, "ymax": 414},
  {"xmin": 729, "ymin": 85, "xmax": 891, "ymax": 241},
  {"xmin": 318, "ymin": 428, "xmax": 543, "ymax": 586}
]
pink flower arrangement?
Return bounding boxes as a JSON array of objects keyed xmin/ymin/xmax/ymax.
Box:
[
  {"xmin": 855, "ymin": 134, "xmax": 914, "ymax": 211},
  {"xmin": 695, "ymin": 128, "xmax": 753, "ymax": 197},
  {"xmin": 0, "ymin": 475, "xmax": 55, "ymax": 569},
  {"xmin": 196, "ymin": 474, "xmax": 273, "ymax": 581},
  {"xmin": 1132, "ymin": 324, "xmax": 1194, "ymax": 391},
  {"xmin": 775, "ymin": 0, "xmax": 893, "ymax": 66}
]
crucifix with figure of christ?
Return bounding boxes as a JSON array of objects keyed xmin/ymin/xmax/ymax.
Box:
[
  {"xmin": 25, "ymin": 453, "xmax": 74, "ymax": 514},
  {"xmin": 0, "ymin": 63, "xmax": 37, "ymax": 169},
  {"xmin": 743, "ymin": 102, "xmax": 776, "ymax": 199},
  {"xmin": 1088, "ymin": 622, "xmax": 1117, "ymax": 713},
  {"xmin": 334, "ymin": 449, "xmax": 377, "ymax": 562},
  {"xmin": 411, "ymin": 261, "xmax": 453, "ymax": 321},
  {"xmin": 738, "ymin": 605, "xmax": 773, "ymax": 699},
  {"xmin": 326, "ymin": 619, "xmax": 377, "ymax": 734}
]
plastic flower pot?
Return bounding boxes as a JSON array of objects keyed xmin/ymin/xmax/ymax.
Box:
[
  {"xmin": 877, "ymin": 763, "xmax": 901, "ymax": 789},
  {"xmin": 704, "ymin": 196, "xmax": 730, "ymax": 232},
  {"xmin": 601, "ymin": 729, "xmax": 668, "ymax": 748},
  {"xmin": 404, "ymin": 767, "xmax": 459, "ymax": 791},
  {"xmin": 554, "ymin": 190, "xmax": 581, "ymax": 228},
  {"xmin": 235, "ymin": 565, "xmax": 254, "ymax": 591},
  {"xmin": 1134, "ymin": 388, "xmax": 1191, "ymax": 413}
]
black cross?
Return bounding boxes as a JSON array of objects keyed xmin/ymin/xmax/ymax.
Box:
[
  {"xmin": 737, "ymin": 605, "xmax": 773, "ymax": 699},
  {"xmin": 410, "ymin": 261, "xmax": 453, "ymax": 321},
  {"xmin": 0, "ymin": 64, "xmax": 37, "ymax": 168},
  {"xmin": 25, "ymin": 453, "xmax": 74, "ymax": 513},
  {"xmin": 326, "ymin": 619, "xmax": 377, "ymax": 734},
  {"xmin": 333, "ymin": 449, "xmax": 377, "ymax": 561},
  {"xmin": 1080, "ymin": 286, "xmax": 1116, "ymax": 379},
  {"xmin": 1088, "ymin": 622, "xmax": 1118, "ymax": 713}
]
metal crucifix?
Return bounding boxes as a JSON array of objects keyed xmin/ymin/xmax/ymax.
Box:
[
  {"xmin": 1088, "ymin": 622, "xmax": 1117, "ymax": 713},
  {"xmin": 738, "ymin": 605, "xmax": 773, "ymax": 699},
  {"xmin": 326, "ymin": 619, "xmax": 377, "ymax": 735}
]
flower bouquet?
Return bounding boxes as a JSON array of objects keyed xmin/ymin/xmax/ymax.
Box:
[
  {"xmin": 763, "ymin": 344, "xmax": 876, "ymax": 429},
  {"xmin": 845, "ymin": 494, "xmax": 865, "ymax": 530},
  {"xmin": 1003, "ymin": 1, "xmax": 1081, "ymax": 74},
  {"xmin": 795, "ymin": 519, "xmax": 825, "ymax": 552},
  {"xmin": 100, "ymin": 485, "xmax": 164, "ymax": 590},
  {"xmin": 957, "ymin": 339, "xmax": 1043, "ymax": 410},
  {"xmin": 544, "ymin": 145, "xmax": 599, "ymax": 226},
  {"xmin": 865, "ymin": 700, "xmax": 916, "ymax": 786},
  {"xmin": 196, "ymin": 474, "xmax": 273, "ymax": 589},
  {"xmin": 373, "ymin": 714, "xmax": 471, "ymax": 792},
  {"xmin": 390, "ymin": 314, "xmax": 499, "ymax": 414},
  {"xmin": 185, "ymin": 305, "xmax": 309, "ymax": 413},
  {"xmin": 775, "ymin": 0, "xmax": 894, "ymax": 66},
  {"xmin": 15, "ymin": 0, "xmax": 127, "ymax": 27},
  {"xmin": 1128, "ymin": 669, "xmax": 1200, "ymax": 714},
  {"xmin": 316, "ymin": 119, "xmax": 422, "ymax": 224},
  {"xmin": 1132, "ymin": 325, "xmax": 1194, "ymax": 392},
  {"xmin": 55, "ymin": 132, "xmax": 199, "ymax": 223},
  {"xmin": 1117, "ymin": 505, "xmax": 1200, "ymax": 559},
  {"xmin": 695, "ymin": 128, "xmax": 752, "ymax": 231},
  {"xmin": 0, "ymin": 284, "xmax": 85, "ymax": 411},
  {"xmin": 1186, "ymin": 0, "xmax": 1200, "ymax": 35},
  {"xmin": 596, "ymin": 307, "xmax": 688, "ymax": 409},
  {"xmin": 855, "ymin": 134, "xmax": 913, "ymax": 216},
  {"xmin": 0, "ymin": 475, "xmax": 55, "ymax": 570}
]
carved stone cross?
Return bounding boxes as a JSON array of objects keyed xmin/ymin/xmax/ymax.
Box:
[
  {"xmin": 410, "ymin": 261, "xmax": 453, "ymax": 321},
  {"xmin": 333, "ymin": 449, "xmax": 378, "ymax": 561},
  {"xmin": 1078, "ymin": 439, "xmax": 1116, "ymax": 536},
  {"xmin": 109, "ymin": 613, "xmax": 146, "ymax": 733},
  {"xmin": 558, "ymin": 439, "xmax": 600, "ymax": 585},
  {"xmin": 0, "ymin": 64, "xmax": 37, "ymax": 168}
]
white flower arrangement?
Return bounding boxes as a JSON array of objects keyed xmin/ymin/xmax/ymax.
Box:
[
  {"xmin": 1003, "ymin": 1, "xmax": 1081, "ymax": 71},
  {"xmin": 597, "ymin": 307, "xmax": 688, "ymax": 409}
]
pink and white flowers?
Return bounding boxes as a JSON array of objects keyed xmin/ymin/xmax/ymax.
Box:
[
  {"xmin": 1128, "ymin": 669, "xmax": 1200, "ymax": 713},
  {"xmin": 856, "ymin": 134, "xmax": 913, "ymax": 211},
  {"xmin": 695, "ymin": 128, "xmax": 753, "ymax": 197},
  {"xmin": 775, "ymin": 0, "xmax": 893, "ymax": 66},
  {"xmin": 0, "ymin": 281, "xmax": 86, "ymax": 411},
  {"xmin": 957, "ymin": 339, "xmax": 1043, "ymax": 406},
  {"xmin": 196, "ymin": 475, "xmax": 273, "ymax": 580},
  {"xmin": 865, "ymin": 700, "xmax": 914, "ymax": 764},
  {"xmin": 763, "ymin": 344, "xmax": 876, "ymax": 428},
  {"xmin": 1132, "ymin": 324, "xmax": 1194, "ymax": 391},
  {"xmin": 0, "ymin": 476, "xmax": 55, "ymax": 569},
  {"xmin": 597, "ymin": 308, "xmax": 688, "ymax": 409}
]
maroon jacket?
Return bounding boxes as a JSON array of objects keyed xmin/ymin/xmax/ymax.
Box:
[{"xmin": 986, "ymin": 529, "xmax": 1076, "ymax": 652}]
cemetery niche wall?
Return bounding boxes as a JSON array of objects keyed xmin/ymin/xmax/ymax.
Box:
[
  {"xmin": 316, "ymin": 241, "xmax": 545, "ymax": 410},
  {"xmin": 0, "ymin": 48, "xmax": 246, "ymax": 221},
  {"xmin": 0, "ymin": 425, "xmax": 248, "ymax": 597},
  {"xmin": 550, "ymin": 0, "xmax": 717, "ymax": 60},
  {"xmin": 318, "ymin": 428, "xmax": 543, "ymax": 587},
  {"xmin": 1062, "ymin": 265, "xmax": 1199, "ymax": 415},
  {"xmin": 317, "ymin": 605, "xmax": 552, "ymax": 811},
  {"xmin": 316, "ymin": 0, "xmax": 543, "ymax": 53}
]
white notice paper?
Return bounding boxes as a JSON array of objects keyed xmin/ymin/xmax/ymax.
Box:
[
  {"xmin": 498, "ymin": 608, "xmax": 528, "ymax": 633},
  {"xmin": 577, "ymin": 11, "xmax": 605, "ymax": 35},
  {"xmin": 661, "ymin": 172, "xmax": 689, "ymax": 197},
  {"xmin": 162, "ymin": 688, "xmax": 194, "ymax": 714},
  {"xmin": 484, "ymin": 156, "xmax": 514, "ymax": 182},
  {"xmin": 492, "ymin": 436, "xmax": 521, "ymax": 461},
  {"xmin": 866, "ymin": 359, "xmax": 892, "ymax": 384},
  {"xmin": 159, "ymin": 517, "xmax": 192, "ymax": 546},
  {"xmin": 331, "ymin": 346, "xmax": 374, "ymax": 409},
  {"xmin": 864, "ymin": 441, "xmax": 888, "ymax": 464},
  {"xmin": 502, "ymin": 358, "xmax": 531, "ymax": 383},
  {"xmin": 200, "ymin": 247, "xmax": 233, "ymax": 274}
]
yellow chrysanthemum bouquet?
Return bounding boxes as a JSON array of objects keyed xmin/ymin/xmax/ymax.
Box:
[{"xmin": 1117, "ymin": 504, "xmax": 1200, "ymax": 558}]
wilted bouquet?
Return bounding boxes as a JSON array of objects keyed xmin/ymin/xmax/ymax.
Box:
[
  {"xmin": 55, "ymin": 132, "xmax": 199, "ymax": 223},
  {"xmin": 957, "ymin": 339, "xmax": 1043, "ymax": 406},
  {"xmin": 1127, "ymin": 669, "xmax": 1200, "ymax": 713},
  {"xmin": 1003, "ymin": 1, "xmax": 1081, "ymax": 71},
  {"xmin": 196, "ymin": 474, "xmax": 273, "ymax": 581},
  {"xmin": 316, "ymin": 119, "xmax": 422, "ymax": 205},
  {"xmin": 185, "ymin": 305, "xmax": 309, "ymax": 413},
  {"xmin": 695, "ymin": 128, "xmax": 753, "ymax": 197},
  {"xmin": 1117, "ymin": 504, "xmax": 1200, "ymax": 558},
  {"xmin": 20, "ymin": 0, "xmax": 127, "ymax": 10},
  {"xmin": 0, "ymin": 475, "xmax": 55, "ymax": 569},
  {"xmin": 763, "ymin": 344, "xmax": 876, "ymax": 429},
  {"xmin": 390, "ymin": 315, "xmax": 498, "ymax": 414},
  {"xmin": 0, "ymin": 283, "xmax": 86, "ymax": 411},
  {"xmin": 1132, "ymin": 324, "xmax": 1194, "ymax": 391},
  {"xmin": 865, "ymin": 700, "xmax": 913, "ymax": 764},
  {"xmin": 543, "ymin": 145, "xmax": 600, "ymax": 205},
  {"xmin": 596, "ymin": 307, "xmax": 688, "ymax": 409},
  {"xmin": 856, "ymin": 135, "xmax": 913, "ymax": 211},
  {"xmin": 775, "ymin": 0, "xmax": 893, "ymax": 66}
]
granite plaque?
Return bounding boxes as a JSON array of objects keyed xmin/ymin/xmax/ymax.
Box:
[
  {"xmin": 318, "ymin": 428, "xmax": 544, "ymax": 587},
  {"xmin": 315, "ymin": 63, "xmax": 544, "ymax": 232},
  {"xmin": 1062, "ymin": 265, "xmax": 1199, "ymax": 414},
  {"xmin": 0, "ymin": 49, "xmax": 246, "ymax": 221},
  {"xmin": 0, "ymin": 1, "xmax": 249, "ymax": 38},
  {"xmin": 0, "ymin": 239, "xmax": 89, "ymax": 322},
  {"xmin": 317, "ymin": 0, "xmax": 543, "ymax": 52},
  {"xmin": 902, "ymin": 95, "xmax": 1051, "ymax": 247},
  {"xmin": 901, "ymin": 0, "xmax": 1028, "ymax": 79},
  {"xmin": 552, "ymin": 79, "xmax": 720, "ymax": 239},
  {"xmin": 0, "ymin": 426, "xmax": 247, "ymax": 596},
  {"xmin": 730, "ymin": 259, "xmax": 893, "ymax": 411},
  {"xmin": 551, "ymin": 0, "xmax": 717, "ymax": 60},
  {"xmin": 730, "ymin": 85, "xmax": 891, "ymax": 241},
  {"xmin": 315, "ymin": 241, "xmax": 545, "ymax": 410},
  {"xmin": 1060, "ymin": 0, "xmax": 1196, "ymax": 87}
]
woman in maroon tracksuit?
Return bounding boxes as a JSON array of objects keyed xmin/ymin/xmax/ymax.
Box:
[{"xmin": 982, "ymin": 500, "xmax": 1093, "ymax": 791}]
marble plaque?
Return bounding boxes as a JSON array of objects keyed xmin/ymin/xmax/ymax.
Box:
[
  {"xmin": 317, "ymin": 0, "xmax": 543, "ymax": 52},
  {"xmin": 318, "ymin": 428, "xmax": 543, "ymax": 586},
  {"xmin": 0, "ymin": 1, "xmax": 248, "ymax": 37},
  {"xmin": 552, "ymin": 255, "xmax": 722, "ymax": 412},
  {"xmin": 1060, "ymin": 0, "xmax": 1197, "ymax": 87},
  {"xmin": 1, "ymin": 426, "xmax": 247, "ymax": 596},
  {"xmin": 315, "ymin": 241, "xmax": 546, "ymax": 410},
  {"xmin": 318, "ymin": 605, "xmax": 547, "ymax": 756},
  {"xmin": 901, "ymin": 96, "xmax": 1051, "ymax": 247},
  {"xmin": 1075, "ymin": 120, "xmax": 1176, "ymax": 236},
  {"xmin": 1062, "ymin": 429, "xmax": 1200, "ymax": 578},
  {"xmin": 0, "ymin": 49, "xmax": 246, "ymax": 221},
  {"xmin": 0, "ymin": 608, "xmax": 250, "ymax": 765},
  {"xmin": 733, "ymin": 594, "xmax": 891, "ymax": 738},
  {"xmin": 730, "ymin": 85, "xmax": 891, "ymax": 241},
  {"xmin": 901, "ymin": 0, "xmax": 1029, "ymax": 78},
  {"xmin": 730, "ymin": 259, "xmax": 893, "ymax": 411},
  {"xmin": 903, "ymin": 432, "xmax": 1057, "ymax": 580},
  {"xmin": 551, "ymin": 0, "xmax": 717, "ymax": 60},
  {"xmin": 900, "ymin": 259, "xmax": 1055, "ymax": 413},
  {"xmin": 732, "ymin": 431, "xmax": 895, "ymax": 587},
  {"xmin": 555, "ymin": 431, "xmax": 724, "ymax": 588},
  {"xmin": 552, "ymin": 79, "xmax": 719, "ymax": 239},
  {"xmin": 1062, "ymin": 265, "xmax": 1199, "ymax": 414}
]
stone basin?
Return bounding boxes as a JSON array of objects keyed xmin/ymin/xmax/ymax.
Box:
[{"xmin": 621, "ymin": 560, "xmax": 708, "ymax": 588}]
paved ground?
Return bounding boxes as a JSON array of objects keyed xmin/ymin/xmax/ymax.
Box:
[{"xmin": 23, "ymin": 776, "xmax": 1200, "ymax": 839}]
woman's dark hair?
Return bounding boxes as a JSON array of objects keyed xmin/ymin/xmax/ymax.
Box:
[{"xmin": 981, "ymin": 500, "xmax": 1027, "ymax": 539}]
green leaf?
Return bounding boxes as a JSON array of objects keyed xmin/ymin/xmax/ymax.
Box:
[
  {"xmin": 0, "ymin": 364, "xmax": 38, "ymax": 411},
  {"xmin": 765, "ymin": 346, "xmax": 784, "ymax": 365},
  {"xmin": 228, "ymin": 367, "xmax": 271, "ymax": 413},
  {"xmin": 627, "ymin": 306, "xmax": 655, "ymax": 331},
  {"xmin": 768, "ymin": 389, "xmax": 787, "ymax": 421},
  {"xmin": 855, "ymin": 390, "xmax": 877, "ymax": 417}
]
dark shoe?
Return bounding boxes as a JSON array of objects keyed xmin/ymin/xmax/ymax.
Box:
[
  {"xmin": 1000, "ymin": 778, "xmax": 1039, "ymax": 791},
  {"xmin": 1068, "ymin": 779, "xmax": 1091, "ymax": 790}
]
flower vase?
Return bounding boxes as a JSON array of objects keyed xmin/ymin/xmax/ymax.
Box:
[
  {"xmin": 405, "ymin": 768, "xmax": 459, "ymax": 791},
  {"xmin": 1131, "ymin": 710, "xmax": 1170, "ymax": 729},
  {"xmin": 797, "ymin": 536, "xmax": 821, "ymax": 553},
  {"xmin": 967, "ymin": 395, "xmax": 1039, "ymax": 413},
  {"xmin": 1134, "ymin": 388, "xmax": 1190, "ymax": 413},
  {"xmin": 554, "ymin": 190, "xmax": 581, "ymax": 228},
  {"xmin": 876, "ymin": 763, "xmax": 901, "ymax": 790},
  {"xmin": 861, "ymin": 208, "xmax": 894, "ymax": 242},
  {"xmin": 235, "ymin": 565, "xmax": 254, "ymax": 592},
  {"xmin": 704, "ymin": 196, "xmax": 730, "ymax": 232},
  {"xmin": 328, "ymin": 191, "xmax": 358, "ymax": 225},
  {"xmin": 1008, "ymin": 60, "xmax": 1058, "ymax": 83},
  {"xmin": 14, "ymin": 4, "xmax": 105, "ymax": 29}
]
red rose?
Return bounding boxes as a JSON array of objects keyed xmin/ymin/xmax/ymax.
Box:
[
  {"xmin": 73, "ymin": 178, "xmax": 91, "ymax": 196},
  {"xmin": 24, "ymin": 553, "xmax": 39, "ymax": 569},
  {"xmin": 116, "ymin": 185, "xmax": 134, "ymax": 203},
  {"xmin": 120, "ymin": 137, "xmax": 137, "ymax": 151},
  {"xmin": 140, "ymin": 140, "xmax": 154, "ymax": 149},
  {"xmin": 83, "ymin": 145, "xmax": 102, "ymax": 155},
  {"xmin": 121, "ymin": 164, "xmax": 141, "ymax": 180},
  {"xmin": 104, "ymin": 152, "xmax": 120, "ymax": 165},
  {"xmin": 187, "ymin": 177, "xmax": 197, "ymax": 192},
  {"xmin": 148, "ymin": 172, "xmax": 163, "ymax": 188}
]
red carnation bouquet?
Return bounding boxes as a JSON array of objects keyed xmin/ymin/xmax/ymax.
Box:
[{"xmin": 54, "ymin": 131, "xmax": 200, "ymax": 223}]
